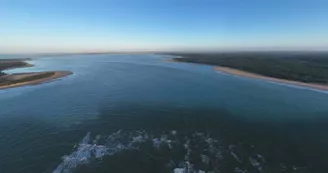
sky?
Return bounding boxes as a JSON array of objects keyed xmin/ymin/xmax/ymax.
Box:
[{"xmin": 1, "ymin": 0, "xmax": 328, "ymax": 53}]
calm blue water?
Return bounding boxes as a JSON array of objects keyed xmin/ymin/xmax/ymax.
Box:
[{"xmin": 1, "ymin": 54, "xmax": 328, "ymax": 173}]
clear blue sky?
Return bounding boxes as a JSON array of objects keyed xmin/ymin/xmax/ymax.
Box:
[{"xmin": 1, "ymin": 0, "xmax": 328, "ymax": 53}]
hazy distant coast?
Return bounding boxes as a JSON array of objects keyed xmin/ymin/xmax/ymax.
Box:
[
  {"xmin": 169, "ymin": 52, "xmax": 328, "ymax": 91},
  {"xmin": 0, "ymin": 58, "xmax": 72, "ymax": 89}
]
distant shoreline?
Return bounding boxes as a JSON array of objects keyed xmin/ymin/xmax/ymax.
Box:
[
  {"xmin": 214, "ymin": 66, "xmax": 328, "ymax": 91},
  {"xmin": 0, "ymin": 58, "xmax": 72, "ymax": 89},
  {"xmin": 169, "ymin": 58, "xmax": 328, "ymax": 91}
]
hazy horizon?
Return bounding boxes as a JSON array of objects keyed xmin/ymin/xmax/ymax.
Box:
[
  {"xmin": 10, "ymin": 48, "xmax": 328, "ymax": 55},
  {"xmin": 1, "ymin": 0, "xmax": 328, "ymax": 54}
]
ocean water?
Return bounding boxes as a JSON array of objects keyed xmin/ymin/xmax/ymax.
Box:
[{"xmin": 1, "ymin": 54, "xmax": 328, "ymax": 173}]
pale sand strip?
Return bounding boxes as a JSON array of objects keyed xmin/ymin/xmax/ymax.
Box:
[
  {"xmin": 168, "ymin": 58, "xmax": 328, "ymax": 91},
  {"xmin": 0, "ymin": 71, "xmax": 72, "ymax": 89},
  {"xmin": 215, "ymin": 66, "xmax": 328, "ymax": 91}
]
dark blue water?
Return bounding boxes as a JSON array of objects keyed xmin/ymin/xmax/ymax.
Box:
[{"xmin": 1, "ymin": 54, "xmax": 328, "ymax": 173}]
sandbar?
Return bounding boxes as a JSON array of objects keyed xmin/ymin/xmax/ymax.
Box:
[{"xmin": 0, "ymin": 58, "xmax": 72, "ymax": 89}]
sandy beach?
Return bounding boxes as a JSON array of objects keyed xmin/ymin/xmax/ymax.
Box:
[
  {"xmin": 168, "ymin": 58, "xmax": 328, "ymax": 91},
  {"xmin": 214, "ymin": 66, "xmax": 328, "ymax": 91},
  {"xmin": 0, "ymin": 71, "xmax": 72, "ymax": 89},
  {"xmin": 0, "ymin": 58, "xmax": 73, "ymax": 89}
]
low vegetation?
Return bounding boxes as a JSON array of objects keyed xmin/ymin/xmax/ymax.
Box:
[
  {"xmin": 0, "ymin": 72, "xmax": 55, "ymax": 86},
  {"xmin": 0, "ymin": 59, "xmax": 31, "ymax": 76},
  {"xmin": 0, "ymin": 60, "xmax": 29, "ymax": 71},
  {"xmin": 172, "ymin": 52, "xmax": 328, "ymax": 84},
  {"xmin": 0, "ymin": 59, "xmax": 54, "ymax": 86}
]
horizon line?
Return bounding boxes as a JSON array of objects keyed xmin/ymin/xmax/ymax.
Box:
[{"xmin": 2, "ymin": 48, "xmax": 328, "ymax": 55}]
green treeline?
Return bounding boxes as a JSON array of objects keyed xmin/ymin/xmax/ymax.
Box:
[{"xmin": 172, "ymin": 52, "xmax": 328, "ymax": 84}]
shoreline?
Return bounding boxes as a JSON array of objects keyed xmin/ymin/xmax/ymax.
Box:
[
  {"xmin": 169, "ymin": 58, "xmax": 328, "ymax": 91},
  {"xmin": 214, "ymin": 66, "xmax": 328, "ymax": 91},
  {"xmin": 3, "ymin": 63, "xmax": 34, "ymax": 72},
  {"xmin": 0, "ymin": 58, "xmax": 73, "ymax": 89},
  {"xmin": 0, "ymin": 58, "xmax": 34, "ymax": 71},
  {"xmin": 0, "ymin": 71, "xmax": 72, "ymax": 89}
]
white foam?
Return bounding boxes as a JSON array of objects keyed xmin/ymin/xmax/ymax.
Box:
[
  {"xmin": 173, "ymin": 166, "xmax": 205, "ymax": 173},
  {"xmin": 248, "ymin": 154, "xmax": 264, "ymax": 172},
  {"xmin": 205, "ymin": 137, "xmax": 222, "ymax": 160},
  {"xmin": 152, "ymin": 138, "xmax": 161, "ymax": 148},
  {"xmin": 201, "ymin": 154, "xmax": 210, "ymax": 165},
  {"xmin": 53, "ymin": 131, "xmax": 127, "ymax": 173},
  {"xmin": 52, "ymin": 130, "xmax": 267, "ymax": 173},
  {"xmin": 234, "ymin": 167, "xmax": 248, "ymax": 173},
  {"xmin": 256, "ymin": 154, "xmax": 265, "ymax": 163},
  {"xmin": 231, "ymin": 151, "xmax": 242, "ymax": 163},
  {"xmin": 173, "ymin": 168, "xmax": 185, "ymax": 173},
  {"xmin": 171, "ymin": 130, "xmax": 177, "ymax": 136}
]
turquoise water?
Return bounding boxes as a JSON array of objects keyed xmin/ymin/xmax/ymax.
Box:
[{"xmin": 1, "ymin": 54, "xmax": 328, "ymax": 173}]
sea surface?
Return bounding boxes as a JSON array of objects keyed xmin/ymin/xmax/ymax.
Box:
[{"xmin": 1, "ymin": 54, "xmax": 328, "ymax": 173}]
